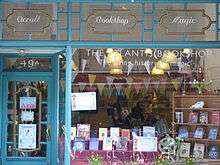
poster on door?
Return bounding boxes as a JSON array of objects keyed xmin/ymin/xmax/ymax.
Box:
[
  {"xmin": 20, "ymin": 97, "xmax": 36, "ymax": 109},
  {"xmin": 18, "ymin": 124, "xmax": 36, "ymax": 149}
]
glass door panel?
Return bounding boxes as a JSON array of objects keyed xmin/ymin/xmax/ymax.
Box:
[{"xmin": 6, "ymin": 81, "xmax": 49, "ymax": 158}]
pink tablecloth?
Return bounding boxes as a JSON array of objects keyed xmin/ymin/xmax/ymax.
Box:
[{"xmin": 71, "ymin": 150, "xmax": 158, "ymax": 165}]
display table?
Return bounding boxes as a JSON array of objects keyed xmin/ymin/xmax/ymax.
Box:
[{"xmin": 71, "ymin": 150, "xmax": 158, "ymax": 165}]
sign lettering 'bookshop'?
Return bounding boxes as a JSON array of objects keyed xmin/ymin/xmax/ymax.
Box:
[
  {"xmin": 87, "ymin": 9, "xmax": 138, "ymax": 34},
  {"xmin": 6, "ymin": 9, "xmax": 52, "ymax": 34},
  {"xmin": 160, "ymin": 10, "xmax": 212, "ymax": 35}
]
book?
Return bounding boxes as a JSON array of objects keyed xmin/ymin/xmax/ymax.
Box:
[
  {"xmin": 194, "ymin": 127, "xmax": 204, "ymax": 139},
  {"xmin": 116, "ymin": 137, "xmax": 128, "ymax": 151},
  {"xmin": 89, "ymin": 138, "xmax": 99, "ymax": 150},
  {"xmin": 143, "ymin": 126, "xmax": 155, "ymax": 137},
  {"xmin": 110, "ymin": 127, "xmax": 120, "ymax": 145},
  {"xmin": 102, "ymin": 137, "xmax": 112, "ymax": 150},
  {"xmin": 71, "ymin": 127, "xmax": 77, "ymax": 140},
  {"xmin": 208, "ymin": 127, "xmax": 218, "ymax": 140},
  {"xmin": 133, "ymin": 137, "xmax": 157, "ymax": 152},
  {"xmin": 199, "ymin": 112, "xmax": 208, "ymax": 124},
  {"xmin": 211, "ymin": 112, "xmax": 220, "ymax": 125},
  {"xmin": 193, "ymin": 143, "xmax": 205, "ymax": 159},
  {"xmin": 189, "ymin": 112, "xmax": 198, "ymax": 123},
  {"xmin": 209, "ymin": 144, "xmax": 219, "ymax": 159},
  {"xmin": 73, "ymin": 137, "xmax": 85, "ymax": 151},
  {"xmin": 178, "ymin": 127, "xmax": 189, "ymax": 139},
  {"xmin": 179, "ymin": 142, "xmax": 191, "ymax": 158},
  {"xmin": 121, "ymin": 129, "xmax": 131, "ymax": 140},
  {"xmin": 175, "ymin": 112, "xmax": 184, "ymax": 123},
  {"xmin": 77, "ymin": 124, "xmax": 90, "ymax": 140},
  {"xmin": 98, "ymin": 128, "xmax": 108, "ymax": 140}
]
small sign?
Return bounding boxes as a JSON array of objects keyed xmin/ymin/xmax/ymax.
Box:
[
  {"xmin": 18, "ymin": 124, "xmax": 36, "ymax": 149},
  {"xmin": 6, "ymin": 9, "xmax": 52, "ymax": 34},
  {"xmin": 21, "ymin": 110, "xmax": 34, "ymax": 122},
  {"xmin": 20, "ymin": 97, "xmax": 36, "ymax": 109},
  {"xmin": 160, "ymin": 9, "xmax": 212, "ymax": 35},
  {"xmin": 87, "ymin": 9, "xmax": 138, "ymax": 34}
]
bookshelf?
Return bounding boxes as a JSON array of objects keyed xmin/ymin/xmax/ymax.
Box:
[{"xmin": 172, "ymin": 93, "xmax": 220, "ymax": 162}]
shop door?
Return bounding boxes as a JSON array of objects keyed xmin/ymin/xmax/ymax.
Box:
[{"xmin": 2, "ymin": 76, "xmax": 54, "ymax": 165}]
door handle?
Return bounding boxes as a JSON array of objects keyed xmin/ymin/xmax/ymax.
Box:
[{"xmin": 46, "ymin": 125, "xmax": 51, "ymax": 141}]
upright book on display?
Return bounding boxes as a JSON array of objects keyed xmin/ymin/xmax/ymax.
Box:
[
  {"xmin": 99, "ymin": 128, "xmax": 108, "ymax": 140},
  {"xmin": 77, "ymin": 124, "xmax": 90, "ymax": 140}
]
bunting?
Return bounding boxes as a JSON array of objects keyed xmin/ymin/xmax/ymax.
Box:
[
  {"xmin": 127, "ymin": 61, "xmax": 134, "ymax": 75},
  {"xmin": 124, "ymin": 86, "xmax": 132, "ymax": 99},
  {"xmin": 134, "ymin": 84, "xmax": 142, "ymax": 94},
  {"xmin": 88, "ymin": 74, "xmax": 96, "ymax": 86},
  {"xmin": 106, "ymin": 76, "xmax": 114, "ymax": 86},
  {"xmin": 97, "ymin": 84, "xmax": 105, "ymax": 96},
  {"xmin": 143, "ymin": 60, "xmax": 151, "ymax": 74},
  {"xmin": 81, "ymin": 59, "xmax": 87, "ymax": 72},
  {"xmin": 115, "ymin": 84, "xmax": 122, "ymax": 95},
  {"xmin": 126, "ymin": 77, "xmax": 134, "ymax": 84},
  {"xmin": 144, "ymin": 78, "xmax": 151, "ymax": 91},
  {"xmin": 78, "ymin": 82, "xmax": 86, "ymax": 92},
  {"xmin": 72, "ymin": 71, "xmax": 78, "ymax": 82},
  {"xmin": 95, "ymin": 51, "xmax": 102, "ymax": 65},
  {"xmin": 154, "ymin": 80, "xmax": 160, "ymax": 91},
  {"xmin": 171, "ymin": 79, "xmax": 179, "ymax": 90}
]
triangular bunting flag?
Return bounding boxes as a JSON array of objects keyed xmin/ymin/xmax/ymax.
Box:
[
  {"xmin": 124, "ymin": 86, "xmax": 132, "ymax": 99},
  {"xmin": 81, "ymin": 59, "xmax": 87, "ymax": 72},
  {"xmin": 72, "ymin": 71, "xmax": 78, "ymax": 82},
  {"xmin": 97, "ymin": 84, "xmax": 105, "ymax": 96},
  {"xmin": 107, "ymin": 86, "xmax": 113, "ymax": 98},
  {"xmin": 115, "ymin": 84, "xmax": 122, "ymax": 95},
  {"xmin": 95, "ymin": 51, "xmax": 102, "ymax": 65},
  {"xmin": 143, "ymin": 60, "xmax": 151, "ymax": 74},
  {"xmin": 88, "ymin": 74, "xmax": 96, "ymax": 86},
  {"xmin": 78, "ymin": 82, "xmax": 86, "ymax": 92},
  {"xmin": 127, "ymin": 62, "xmax": 134, "ymax": 75},
  {"xmin": 144, "ymin": 78, "xmax": 151, "ymax": 91},
  {"xmin": 102, "ymin": 55, "xmax": 107, "ymax": 68},
  {"xmin": 171, "ymin": 79, "xmax": 179, "ymax": 90}
]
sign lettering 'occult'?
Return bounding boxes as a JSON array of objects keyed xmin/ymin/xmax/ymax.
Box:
[
  {"xmin": 87, "ymin": 9, "xmax": 138, "ymax": 34},
  {"xmin": 6, "ymin": 9, "xmax": 52, "ymax": 34},
  {"xmin": 160, "ymin": 9, "xmax": 212, "ymax": 35}
]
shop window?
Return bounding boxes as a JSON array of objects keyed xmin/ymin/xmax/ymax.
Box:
[{"xmin": 69, "ymin": 48, "xmax": 220, "ymax": 164}]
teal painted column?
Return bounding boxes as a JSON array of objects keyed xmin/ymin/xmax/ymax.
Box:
[{"xmin": 64, "ymin": 46, "xmax": 72, "ymax": 165}]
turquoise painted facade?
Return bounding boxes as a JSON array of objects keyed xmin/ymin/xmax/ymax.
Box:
[{"xmin": 0, "ymin": 1, "xmax": 220, "ymax": 165}]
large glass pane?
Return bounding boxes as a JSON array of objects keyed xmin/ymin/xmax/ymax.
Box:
[{"xmin": 6, "ymin": 81, "xmax": 48, "ymax": 158}]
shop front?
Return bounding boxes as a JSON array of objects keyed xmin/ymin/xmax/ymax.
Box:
[{"xmin": 1, "ymin": 1, "xmax": 220, "ymax": 165}]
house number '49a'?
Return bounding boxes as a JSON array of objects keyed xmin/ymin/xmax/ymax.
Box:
[{"xmin": 20, "ymin": 59, "xmax": 40, "ymax": 68}]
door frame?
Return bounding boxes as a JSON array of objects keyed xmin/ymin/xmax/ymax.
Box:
[{"xmin": 0, "ymin": 54, "xmax": 59, "ymax": 165}]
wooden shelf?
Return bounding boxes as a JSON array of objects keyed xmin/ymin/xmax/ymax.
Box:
[
  {"xmin": 174, "ymin": 95, "xmax": 220, "ymax": 98},
  {"xmin": 175, "ymin": 107, "xmax": 220, "ymax": 111},
  {"xmin": 185, "ymin": 138, "xmax": 220, "ymax": 143},
  {"xmin": 174, "ymin": 123, "xmax": 220, "ymax": 126}
]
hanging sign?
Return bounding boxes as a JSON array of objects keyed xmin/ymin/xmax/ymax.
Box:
[
  {"xmin": 6, "ymin": 9, "xmax": 52, "ymax": 34},
  {"xmin": 18, "ymin": 124, "xmax": 36, "ymax": 149},
  {"xmin": 87, "ymin": 9, "xmax": 138, "ymax": 34},
  {"xmin": 160, "ymin": 10, "xmax": 212, "ymax": 35},
  {"xmin": 20, "ymin": 97, "xmax": 36, "ymax": 109}
]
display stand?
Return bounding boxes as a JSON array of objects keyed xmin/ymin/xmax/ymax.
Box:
[{"xmin": 172, "ymin": 93, "xmax": 220, "ymax": 163}]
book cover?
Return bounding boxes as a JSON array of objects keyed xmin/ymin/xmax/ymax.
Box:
[
  {"xmin": 89, "ymin": 138, "xmax": 99, "ymax": 150},
  {"xmin": 121, "ymin": 129, "xmax": 130, "ymax": 140},
  {"xmin": 189, "ymin": 112, "xmax": 198, "ymax": 123},
  {"xmin": 133, "ymin": 137, "xmax": 157, "ymax": 152},
  {"xmin": 199, "ymin": 112, "xmax": 208, "ymax": 124},
  {"xmin": 116, "ymin": 137, "xmax": 128, "ymax": 151},
  {"xmin": 99, "ymin": 128, "xmax": 108, "ymax": 140},
  {"xmin": 211, "ymin": 112, "xmax": 220, "ymax": 125},
  {"xmin": 178, "ymin": 127, "xmax": 189, "ymax": 139},
  {"xmin": 77, "ymin": 124, "xmax": 90, "ymax": 140},
  {"xmin": 193, "ymin": 143, "xmax": 205, "ymax": 159},
  {"xmin": 132, "ymin": 128, "xmax": 139, "ymax": 136},
  {"xmin": 179, "ymin": 142, "xmax": 191, "ymax": 158},
  {"xmin": 175, "ymin": 112, "xmax": 184, "ymax": 123},
  {"xmin": 143, "ymin": 126, "xmax": 155, "ymax": 137},
  {"xmin": 194, "ymin": 127, "xmax": 204, "ymax": 139},
  {"xmin": 208, "ymin": 127, "xmax": 218, "ymax": 140},
  {"xmin": 110, "ymin": 127, "xmax": 120, "ymax": 145},
  {"xmin": 209, "ymin": 144, "xmax": 219, "ymax": 159},
  {"xmin": 71, "ymin": 127, "xmax": 77, "ymax": 140},
  {"xmin": 73, "ymin": 137, "xmax": 85, "ymax": 151},
  {"xmin": 102, "ymin": 137, "xmax": 112, "ymax": 150}
]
